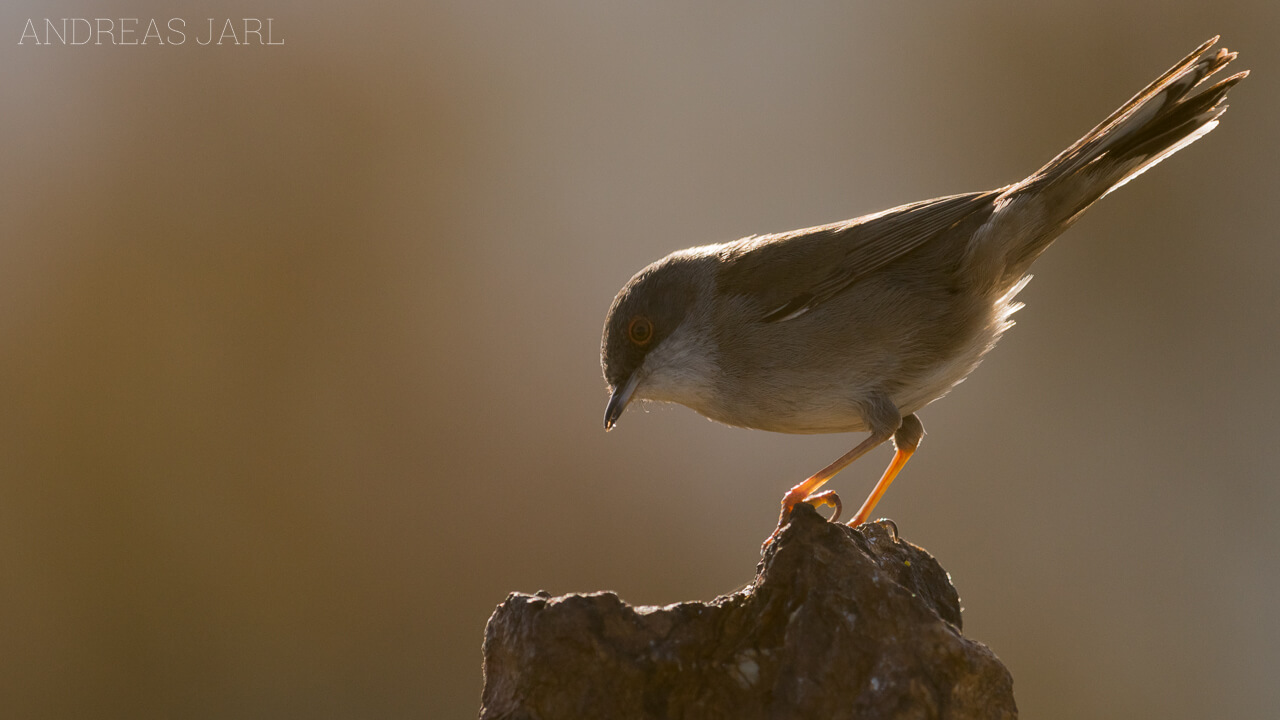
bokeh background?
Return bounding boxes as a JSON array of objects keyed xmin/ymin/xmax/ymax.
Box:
[{"xmin": 3, "ymin": 1, "xmax": 1277, "ymax": 718}]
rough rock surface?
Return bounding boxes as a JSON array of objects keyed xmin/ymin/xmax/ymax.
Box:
[{"xmin": 479, "ymin": 505, "xmax": 1016, "ymax": 719}]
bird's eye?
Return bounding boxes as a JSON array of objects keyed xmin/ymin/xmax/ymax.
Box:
[{"xmin": 627, "ymin": 316, "xmax": 654, "ymax": 346}]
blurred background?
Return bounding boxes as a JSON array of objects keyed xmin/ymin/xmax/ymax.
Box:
[{"xmin": 2, "ymin": 1, "xmax": 1277, "ymax": 718}]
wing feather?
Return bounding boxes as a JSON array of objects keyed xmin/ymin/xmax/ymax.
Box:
[{"xmin": 716, "ymin": 190, "xmax": 997, "ymax": 322}]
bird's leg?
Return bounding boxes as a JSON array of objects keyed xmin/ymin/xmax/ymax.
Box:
[
  {"xmin": 848, "ymin": 413, "xmax": 924, "ymax": 526},
  {"xmin": 776, "ymin": 431, "xmax": 889, "ymax": 529},
  {"xmin": 764, "ymin": 396, "xmax": 903, "ymax": 549}
]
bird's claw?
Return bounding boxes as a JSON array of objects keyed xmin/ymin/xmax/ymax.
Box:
[
  {"xmin": 802, "ymin": 489, "xmax": 842, "ymax": 522},
  {"xmin": 763, "ymin": 489, "xmax": 845, "ymax": 551}
]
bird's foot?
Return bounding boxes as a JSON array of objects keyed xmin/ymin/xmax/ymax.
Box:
[
  {"xmin": 762, "ymin": 488, "xmax": 843, "ymax": 550},
  {"xmin": 802, "ymin": 489, "xmax": 842, "ymax": 523}
]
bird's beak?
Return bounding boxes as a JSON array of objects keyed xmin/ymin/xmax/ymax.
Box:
[{"xmin": 603, "ymin": 372, "xmax": 641, "ymax": 431}]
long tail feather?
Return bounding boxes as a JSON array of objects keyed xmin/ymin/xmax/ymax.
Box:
[
  {"xmin": 992, "ymin": 37, "xmax": 1247, "ymax": 273},
  {"xmin": 1008, "ymin": 38, "xmax": 1247, "ymax": 215}
]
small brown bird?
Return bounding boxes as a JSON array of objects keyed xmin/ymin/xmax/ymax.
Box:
[{"xmin": 600, "ymin": 38, "xmax": 1246, "ymax": 531}]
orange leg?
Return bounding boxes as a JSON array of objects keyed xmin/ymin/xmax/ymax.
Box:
[
  {"xmin": 847, "ymin": 444, "xmax": 915, "ymax": 526},
  {"xmin": 766, "ymin": 410, "xmax": 924, "ymax": 548},
  {"xmin": 848, "ymin": 412, "xmax": 924, "ymax": 526},
  {"xmin": 775, "ymin": 432, "xmax": 890, "ymax": 529}
]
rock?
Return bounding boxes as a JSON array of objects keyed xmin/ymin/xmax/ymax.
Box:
[{"xmin": 479, "ymin": 504, "xmax": 1016, "ymax": 719}]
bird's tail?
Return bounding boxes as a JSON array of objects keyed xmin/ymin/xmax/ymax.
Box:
[{"xmin": 997, "ymin": 36, "xmax": 1246, "ymax": 268}]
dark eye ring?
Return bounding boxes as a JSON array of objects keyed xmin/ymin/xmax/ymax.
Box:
[{"xmin": 628, "ymin": 316, "xmax": 654, "ymax": 346}]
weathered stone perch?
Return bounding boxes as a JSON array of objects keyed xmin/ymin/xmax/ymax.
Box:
[{"xmin": 479, "ymin": 504, "xmax": 1015, "ymax": 719}]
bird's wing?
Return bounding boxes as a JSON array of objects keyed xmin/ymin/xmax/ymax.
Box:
[{"xmin": 716, "ymin": 190, "xmax": 998, "ymax": 322}]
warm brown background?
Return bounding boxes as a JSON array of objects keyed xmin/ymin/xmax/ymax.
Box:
[{"xmin": 3, "ymin": 2, "xmax": 1277, "ymax": 718}]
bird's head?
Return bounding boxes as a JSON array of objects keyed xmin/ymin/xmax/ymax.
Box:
[{"xmin": 600, "ymin": 252, "xmax": 712, "ymax": 430}]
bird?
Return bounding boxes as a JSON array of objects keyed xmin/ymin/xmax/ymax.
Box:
[{"xmin": 599, "ymin": 37, "xmax": 1246, "ymax": 532}]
